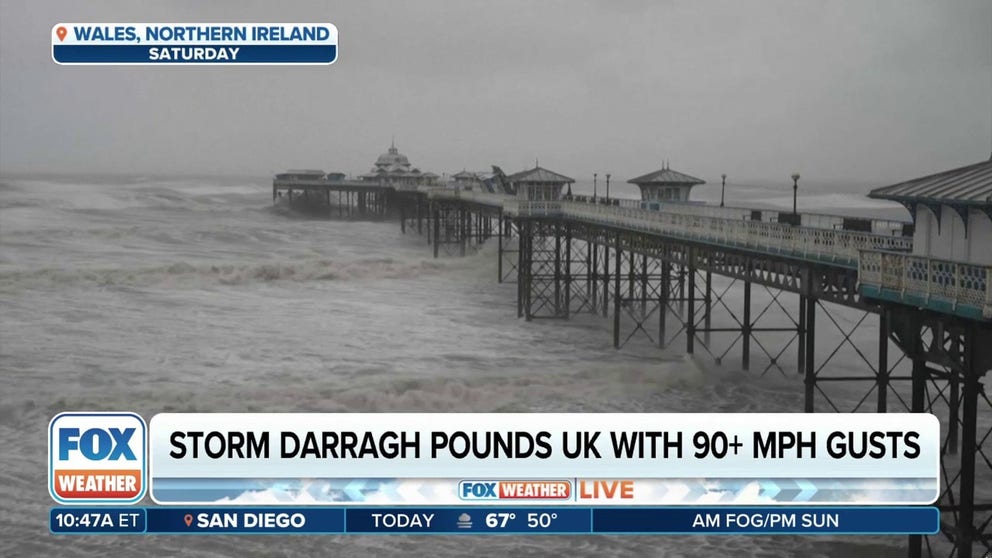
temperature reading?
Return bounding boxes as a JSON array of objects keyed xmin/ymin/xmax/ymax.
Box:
[
  {"xmin": 527, "ymin": 512, "xmax": 558, "ymax": 529},
  {"xmin": 485, "ymin": 512, "xmax": 516, "ymax": 528}
]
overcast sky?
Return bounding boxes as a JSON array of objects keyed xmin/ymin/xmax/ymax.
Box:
[{"xmin": 1, "ymin": 0, "xmax": 989, "ymax": 185}]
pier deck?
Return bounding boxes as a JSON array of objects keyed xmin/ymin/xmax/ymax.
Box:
[{"xmin": 274, "ymin": 174, "xmax": 992, "ymax": 557}]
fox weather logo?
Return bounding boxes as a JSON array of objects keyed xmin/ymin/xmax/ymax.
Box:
[{"xmin": 48, "ymin": 412, "xmax": 146, "ymax": 504}]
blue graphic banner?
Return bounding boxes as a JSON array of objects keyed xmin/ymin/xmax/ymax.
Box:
[
  {"xmin": 50, "ymin": 506, "xmax": 939, "ymax": 535},
  {"xmin": 53, "ymin": 45, "xmax": 336, "ymax": 64},
  {"xmin": 51, "ymin": 23, "xmax": 338, "ymax": 65}
]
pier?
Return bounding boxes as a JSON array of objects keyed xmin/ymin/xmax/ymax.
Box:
[{"xmin": 274, "ymin": 157, "xmax": 992, "ymax": 557}]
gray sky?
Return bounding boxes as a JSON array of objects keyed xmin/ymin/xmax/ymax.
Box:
[{"xmin": 1, "ymin": 0, "xmax": 990, "ymax": 185}]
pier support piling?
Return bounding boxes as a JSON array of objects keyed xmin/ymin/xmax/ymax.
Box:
[{"xmin": 613, "ymin": 235, "xmax": 622, "ymax": 349}]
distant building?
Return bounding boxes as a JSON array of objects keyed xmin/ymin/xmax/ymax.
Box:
[
  {"xmin": 360, "ymin": 141, "xmax": 439, "ymax": 186},
  {"xmin": 869, "ymin": 156, "xmax": 992, "ymax": 265},
  {"xmin": 508, "ymin": 165, "xmax": 575, "ymax": 201},
  {"xmin": 450, "ymin": 170, "xmax": 484, "ymax": 190},
  {"xmin": 627, "ymin": 163, "xmax": 705, "ymax": 202}
]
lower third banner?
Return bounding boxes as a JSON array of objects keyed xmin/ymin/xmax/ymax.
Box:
[{"xmin": 50, "ymin": 506, "xmax": 939, "ymax": 535}]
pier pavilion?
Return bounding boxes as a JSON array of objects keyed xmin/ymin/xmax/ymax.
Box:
[
  {"xmin": 360, "ymin": 141, "xmax": 439, "ymax": 187},
  {"xmin": 507, "ymin": 165, "xmax": 574, "ymax": 201},
  {"xmin": 627, "ymin": 163, "xmax": 705, "ymax": 203},
  {"xmin": 868, "ymin": 157, "xmax": 992, "ymax": 266}
]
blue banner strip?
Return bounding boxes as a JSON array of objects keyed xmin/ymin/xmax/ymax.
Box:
[
  {"xmin": 593, "ymin": 507, "xmax": 940, "ymax": 534},
  {"xmin": 50, "ymin": 506, "xmax": 939, "ymax": 535},
  {"xmin": 53, "ymin": 45, "xmax": 336, "ymax": 64},
  {"xmin": 147, "ymin": 507, "xmax": 344, "ymax": 533},
  {"xmin": 344, "ymin": 507, "xmax": 590, "ymax": 534}
]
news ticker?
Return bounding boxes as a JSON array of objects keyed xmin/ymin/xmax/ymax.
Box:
[
  {"xmin": 51, "ymin": 506, "xmax": 938, "ymax": 535},
  {"xmin": 51, "ymin": 23, "xmax": 337, "ymax": 65},
  {"xmin": 49, "ymin": 412, "xmax": 939, "ymax": 506}
]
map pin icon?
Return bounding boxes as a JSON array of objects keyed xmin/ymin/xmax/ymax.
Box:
[
  {"xmin": 184, "ymin": 514, "xmax": 193, "ymax": 527},
  {"xmin": 56, "ymin": 26, "xmax": 67, "ymax": 41}
]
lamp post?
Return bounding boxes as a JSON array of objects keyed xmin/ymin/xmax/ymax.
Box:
[
  {"xmin": 791, "ymin": 173, "xmax": 800, "ymax": 217},
  {"xmin": 605, "ymin": 173, "xmax": 611, "ymax": 202},
  {"xmin": 593, "ymin": 173, "xmax": 598, "ymax": 200},
  {"xmin": 720, "ymin": 173, "xmax": 727, "ymax": 207}
]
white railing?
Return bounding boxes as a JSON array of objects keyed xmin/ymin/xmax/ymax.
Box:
[
  {"xmin": 858, "ymin": 251, "xmax": 992, "ymax": 318},
  {"xmin": 563, "ymin": 196, "xmax": 908, "ymax": 235},
  {"xmin": 502, "ymin": 200, "xmax": 911, "ymax": 266}
]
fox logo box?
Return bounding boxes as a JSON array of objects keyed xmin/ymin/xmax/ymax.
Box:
[{"xmin": 48, "ymin": 412, "xmax": 146, "ymax": 504}]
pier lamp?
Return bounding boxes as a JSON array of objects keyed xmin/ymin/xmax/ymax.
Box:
[
  {"xmin": 791, "ymin": 173, "xmax": 800, "ymax": 217},
  {"xmin": 720, "ymin": 173, "xmax": 727, "ymax": 207},
  {"xmin": 605, "ymin": 173, "xmax": 611, "ymax": 202},
  {"xmin": 593, "ymin": 173, "xmax": 598, "ymax": 200}
]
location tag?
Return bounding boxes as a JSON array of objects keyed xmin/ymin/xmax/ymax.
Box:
[
  {"xmin": 56, "ymin": 26, "xmax": 67, "ymax": 41},
  {"xmin": 183, "ymin": 514, "xmax": 193, "ymax": 527}
]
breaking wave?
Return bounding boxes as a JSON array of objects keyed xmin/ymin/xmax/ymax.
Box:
[{"xmin": 0, "ymin": 257, "xmax": 450, "ymax": 291}]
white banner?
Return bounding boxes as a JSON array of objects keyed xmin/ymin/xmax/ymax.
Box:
[{"xmin": 149, "ymin": 413, "xmax": 939, "ymax": 480}]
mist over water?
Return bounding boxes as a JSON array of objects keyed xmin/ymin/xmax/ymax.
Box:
[{"xmin": 0, "ymin": 175, "xmax": 926, "ymax": 557}]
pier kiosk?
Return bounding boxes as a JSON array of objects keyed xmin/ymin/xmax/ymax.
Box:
[
  {"xmin": 858, "ymin": 156, "xmax": 992, "ymax": 557},
  {"xmin": 627, "ymin": 163, "xmax": 706, "ymax": 205},
  {"xmin": 507, "ymin": 165, "xmax": 575, "ymax": 201}
]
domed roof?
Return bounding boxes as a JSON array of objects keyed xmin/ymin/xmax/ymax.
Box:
[
  {"xmin": 371, "ymin": 140, "xmax": 414, "ymax": 174},
  {"xmin": 375, "ymin": 144, "xmax": 410, "ymax": 168}
]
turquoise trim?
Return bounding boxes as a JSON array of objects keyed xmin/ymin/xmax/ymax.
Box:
[{"xmin": 859, "ymin": 285, "xmax": 986, "ymax": 321}]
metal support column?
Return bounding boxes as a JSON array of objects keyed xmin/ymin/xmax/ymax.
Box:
[
  {"xmin": 603, "ymin": 244, "xmax": 610, "ymax": 318},
  {"xmin": 628, "ymin": 251, "xmax": 635, "ymax": 313},
  {"xmin": 497, "ymin": 215, "xmax": 504, "ymax": 283},
  {"xmin": 908, "ymin": 316, "xmax": 925, "ymax": 558},
  {"xmin": 460, "ymin": 208, "xmax": 467, "ymax": 257},
  {"xmin": 564, "ymin": 225, "xmax": 572, "ymax": 319},
  {"xmin": 877, "ymin": 308, "xmax": 889, "ymax": 412},
  {"xmin": 517, "ymin": 221, "xmax": 526, "ymax": 318},
  {"xmin": 613, "ymin": 235, "xmax": 622, "ymax": 349},
  {"xmin": 641, "ymin": 255, "xmax": 649, "ymax": 314},
  {"xmin": 554, "ymin": 225, "xmax": 562, "ymax": 317},
  {"xmin": 955, "ymin": 324, "xmax": 978, "ymax": 558},
  {"xmin": 432, "ymin": 204, "xmax": 440, "ymax": 258},
  {"xmin": 704, "ymin": 270, "xmax": 712, "ymax": 345},
  {"xmin": 524, "ymin": 222, "xmax": 533, "ymax": 321},
  {"xmin": 659, "ymin": 261, "xmax": 669, "ymax": 348},
  {"xmin": 588, "ymin": 239, "xmax": 596, "ymax": 314},
  {"xmin": 948, "ymin": 378, "xmax": 960, "ymax": 455},
  {"xmin": 742, "ymin": 274, "xmax": 751, "ymax": 371},
  {"xmin": 803, "ymin": 297, "xmax": 816, "ymax": 412},
  {"xmin": 687, "ymin": 250, "xmax": 696, "ymax": 354}
]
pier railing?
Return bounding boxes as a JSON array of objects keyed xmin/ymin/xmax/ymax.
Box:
[
  {"xmin": 859, "ymin": 251, "xmax": 992, "ymax": 319},
  {"xmin": 501, "ymin": 199, "xmax": 912, "ymax": 267},
  {"xmin": 561, "ymin": 196, "xmax": 909, "ymax": 234},
  {"xmin": 430, "ymin": 190, "xmax": 908, "ymax": 234}
]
